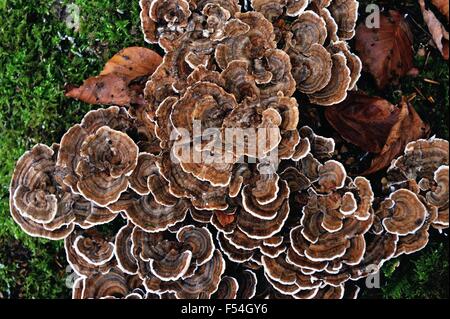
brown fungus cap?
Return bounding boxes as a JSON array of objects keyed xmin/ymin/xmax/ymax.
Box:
[
  {"xmin": 124, "ymin": 192, "xmax": 189, "ymax": 233},
  {"xmin": 75, "ymin": 126, "xmax": 139, "ymax": 207},
  {"xmin": 78, "ymin": 268, "xmax": 142, "ymax": 299},
  {"xmin": 145, "ymin": 249, "xmax": 225, "ymax": 298},
  {"xmin": 11, "ymin": 144, "xmax": 59, "ymax": 224},
  {"xmin": 115, "ymin": 221, "xmax": 139, "ymax": 275},
  {"xmin": 317, "ymin": 160, "xmax": 347, "ymax": 192},
  {"xmin": 212, "ymin": 276, "xmax": 239, "ymax": 299},
  {"xmin": 379, "ymin": 189, "xmax": 427, "ymax": 236},
  {"xmin": 65, "ymin": 229, "xmax": 117, "ymax": 277},
  {"xmin": 56, "ymin": 106, "xmax": 136, "ymax": 201},
  {"xmin": 74, "ymin": 231, "xmax": 115, "ymax": 266},
  {"xmin": 9, "ymin": 0, "xmax": 450, "ymax": 300},
  {"xmin": 387, "ymin": 138, "xmax": 449, "ymax": 182},
  {"xmin": 140, "ymin": 0, "xmax": 192, "ymax": 51},
  {"xmin": 287, "ymin": 11, "xmax": 328, "ymax": 54},
  {"xmin": 328, "ymin": 0, "xmax": 358, "ymax": 40},
  {"xmin": 308, "ymin": 52, "xmax": 352, "ymax": 105},
  {"xmin": 10, "ymin": 144, "xmax": 116, "ymax": 239},
  {"xmin": 250, "ymin": 0, "xmax": 309, "ymax": 21}
]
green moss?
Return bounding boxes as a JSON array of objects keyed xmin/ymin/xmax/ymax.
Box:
[
  {"xmin": 0, "ymin": 0, "xmax": 144, "ymax": 298},
  {"xmin": 381, "ymin": 241, "xmax": 449, "ymax": 299}
]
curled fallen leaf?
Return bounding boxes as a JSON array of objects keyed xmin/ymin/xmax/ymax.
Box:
[
  {"xmin": 419, "ymin": 0, "xmax": 449, "ymax": 60},
  {"xmin": 66, "ymin": 47, "xmax": 162, "ymax": 106},
  {"xmin": 325, "ymin": 92, "xmax": 401, "ymax": 154},
  {"xmin": 100, "ymin": 46, "xmax": 162, "ymax": 78},
  {"xmin": 355, "ymin": 10, "xmax": 414, "ymax": 89},
  {"xmin": 364, "ymin": 97, "xmax": 430, "ymax": 175},
  {"xmin": 325, "ymin": 93, "xmax": 430, "ymax": 175}
]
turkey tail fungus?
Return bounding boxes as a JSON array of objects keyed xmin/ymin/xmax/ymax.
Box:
[{"xmin": 9, "ymin": 0, "xmax": 449, "ymax": 299}]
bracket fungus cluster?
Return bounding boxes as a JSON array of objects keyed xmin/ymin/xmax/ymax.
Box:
[{"xmin": 9, "ymin": 0, "xmax": 449, "ymax": 299}]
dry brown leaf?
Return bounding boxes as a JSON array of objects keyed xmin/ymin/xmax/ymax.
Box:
[
  {"xmin": 325, "ymin": 92, "xmax": 401, "ymax": 154},
  {"xmin": 100, "ymin": 47, "xmax": 162, "ymax": 78},
  {"xmin": 66, "ymin": 47, "xmax": 162, "ymax": 106},
  {"xmin": 325, "ymin": 93, "xmax": 429, "ymax": 175},
  {"xmin": 355, "ymin": 10, "xmax": 414, "ymax": 89},
  {"xmin": 65, "ymin": 74, "xmax": 133, "ymax": 106},
  {"xmin": 419, "ymin": 0, "xmax": 449, "ymax": 60},
  {"xmin": 363, "ymin": 97, "xmax": 430, "ymax": 175}
]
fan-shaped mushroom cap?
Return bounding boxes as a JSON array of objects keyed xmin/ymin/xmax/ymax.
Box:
[
  {"xmin": 259, "ymin": 49, "xmax": 297, "ymax": 98},
  {"xmin": 242, "ymin": 179, "xmax": 290, "ymax": 220},
  {"xmin": 250, "ymin": 0, "xmax": 285, "ymax": 21},
  {"xmin": 133, "ymin": 228, "xmax": 192, "ymax": 281},
  {"xmin": 158, "ymin": 151, "xmax": 229, "ymax": 210},
  {"xmin": 235, "ymin": 269, "xmax": 257, "ymax": 299},
  {"xmin": 57, "ymin": 106, "xmax": 133, "ymax": 190},
  {"xmin": 65, "ymin": 230, "xmax": 117, "ymax": 276},
  {"xmin": 262, "ymin": 255, "xmax": 319, "ymax": 289},
  {"xmin": 328, "ymin": 0, "xmax": 358, "ymax": 40},
  {"xmin": 11, "ymin": 144, "xmax": 58, "ymax": 224},
  {"xmin": 217, "ymin": 231, "xmax": 254, "ymax": 263},
  {"xmin": 379, "ymin": 189, "xmax": 427, "ymax": 236},
  {"xmin": 290, "ymin": 44, "xmax": 333, "ymax": 94},
  {"xmin": 220, "ymin": 60, "xmax": 260, "ymax": 100},
  {"xmin": 318, "ymin": 160, "xmax": 347, "ymax": 192},
  {"xmin": 288, "ymin": 11, "xmax": 328, "ymax": 53},
  {"xmin": 313, "ymin": 6, "xmax": 339, "ymax": 43},
  {"xmin": 140, "ymin": 0, "xmax": 192, "ymax": 51},
  {"xmin": 10, "ymin": 200, "xmax": 75, "ymax": 240},
  {"xmin": 10, "ymin": 143, "xmax": 116, "ymax": 239},
  {"xmin": 280, "ymin": 167, "xmax": 312, "ymax": 192},
  {"xmin": 238, "ymin": 198, "xmax": 290, "ymax": 239},
  {"xmin": 71, "ymin": 195, "xmax": 118, "ymax": 227},
  {"xmin": 79, "ymin": 268, "xmax": 141, "ymax": 299},
  {"xmin": 427, "ymin": 166, "xmax": 449, "ymax": 221},
  {"xmin": 388, "ymin": 138, "xmax": 449, "ymax": 182},
  {"xmin": 149, "ymin": 249, "xmax": 193, "ymax": 281},
  {"xmin": 309, "ymin": 52, "xmax": 351, "ymax": 105},
  {"xmin": 177, "ymin": 225, "xmax": 215, "ymax": 265},
  {"xmin": 171, "ymin": 81, "xmax": 238, "ymax": 139},
  {"xmin": 124, "ymin": 193, "xmax": 189, "ymax": 233},
  {"xmin": 115, "ymin": 221, "xmax": 139, "ymax": 275},
  {"xmin": 145, "ymin": 249, "xmax": 225, "ymax": 298},
  {"xmin": 129, "ymin": 153, "xmax": 160, "ymax": 195},
  {"xmin": 394, "ymin": 201, "xmax": 437, "ymax": 257},
  {"xmin": 349, "ymin": 232, "xmax": 398, "ymax": 280},
  {"xmin": 251, "ymin": 0, "xmax": 309, "ymax": 20},
  {"xmin": 341, "ymin": 179, "xmax": 369, "ymax": 222},
  {"xmin": 300, "ymin": 126, "xmax": 335, "ymax": 160},
  {"xmin": 287, "ymin": 242, "xmax": 328, "ymax": 272},
  {"xmin": 216, "ymin": 12, "xmax": 277, "ymax": 69},
  {"xmin": 328, "ymin": 41, "xmax": 362, "ymax": 90},
  {"xmin": 212, "ymin": 276, "xmax": 239, "ymax": 299},
  {"xmin": 74, "ymin": 231, "xmax": 115, "ymax": 266},
  {"xmin": 195, "ymin": 0, "xmax": 241, "ymax": 16},
  {"xmin": 221, "ymin": 103, "xmax": 283, "ymax": 158},
  {"xmin": 386, "ymin": 138, "xmax": 449, "ymax": 232},
  {"xmin": 75, "ymin": 126, "xmax": 139, "ymax": 206}
]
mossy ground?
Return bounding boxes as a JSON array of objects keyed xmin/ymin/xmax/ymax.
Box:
[{"xmin": 0, "ymin": 0, "xmax": 448, "ymax": 298}]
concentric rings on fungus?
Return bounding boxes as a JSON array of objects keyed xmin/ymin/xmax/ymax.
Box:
[{"xmin": 8, "ymin": 0, "xmax": 450, "ymax": 300}]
